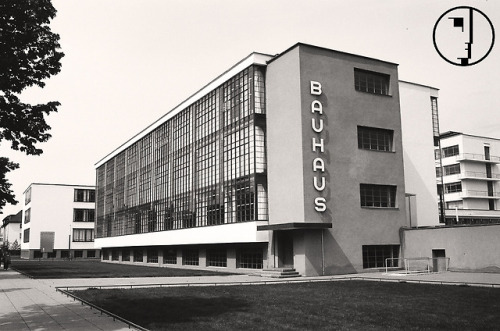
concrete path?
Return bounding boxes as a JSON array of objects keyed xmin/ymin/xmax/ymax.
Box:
[
  {"xmin": 0, "ymin": 270, "xmax": 137, "ymax": 331},
  {"xmin": 1, "ymin": 268, "xmax": 499, "ymax": 330}
]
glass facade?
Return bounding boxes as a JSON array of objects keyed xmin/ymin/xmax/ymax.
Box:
[{"xmin": 96, "ymin": 65, "xmax": 268, "ymax": 239}]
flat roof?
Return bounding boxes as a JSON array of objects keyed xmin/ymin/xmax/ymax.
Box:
[
  {"xmin": 95, "ymin": 52, "xmax": 273, "ymax": 168},
  {"xmin": 267, "ymin": 42, "xmax": 399, "ymax": 66},
  {"xmin": 440, "ymin": 131, "xmax": 500, "ymax": 141},
  {"xmin": 23, "ymin": 183, "xmax": 95, "ymax": 194},
  {"xmin": 399, "ymin": 80, "xmax": 439, "ymax": 91}
]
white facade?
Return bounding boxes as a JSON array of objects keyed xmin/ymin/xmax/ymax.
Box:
[
  {"xmin": 399, "ymin": 81, "xmax": 440, "ymax": 227},
  {"xmin": 1, "ymin": 211, "xmax": 22, "ymax": 248},
  {"xmin": 21, "ymin": 183, "xmax": 99, "ymax": 259},
  {"xmin": 437, "ymin": 132, "xmax": 500, "ymax": 224}
]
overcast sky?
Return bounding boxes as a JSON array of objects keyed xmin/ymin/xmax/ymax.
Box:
[{"xmin": 1, "ymin": 0, "xmax": 499, "ymax": 216}]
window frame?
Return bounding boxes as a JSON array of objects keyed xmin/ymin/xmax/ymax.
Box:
[
  {"xmin": 354, "ymin": 68, "xmax": 390, "ymax": 96},
  {"xmin": 357, "ymin": 126, "xmax": 394, "ymax": 152},
  {"xmin": 360, "ymin": 184, "xmax": 397, "ymax": 208}
]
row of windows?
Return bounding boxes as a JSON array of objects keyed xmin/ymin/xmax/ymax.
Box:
[
  {"xmin": 33, "ymin": 250, "xmax": 99, "ymax": 259},
  {"xmin": 435, "ymin": 145, "xmax": 460, "ymax": 159},
  {"xmin": 74, "ymin": 209, "xmax": 95, "ymax": 222},
  {"xmin": 438, "ymin": 182, "xmax": 462, "ymax": 194},
  {"xmin": 102, "ymin": 247, "xmax": 264, "ymax": 269},
  {"xmin": 436, "ymin": 163, "xmax": 461, "ymax": 177},
  {"xmin": 73, "ymin": 229, "xmax": 94, "ymax": 242},
  {"xmin": 75, "ymin": 189, "xmax": 95, "ymax": 202}
]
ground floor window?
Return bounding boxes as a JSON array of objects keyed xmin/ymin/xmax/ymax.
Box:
[
  {"xmin": 237, "ymin": 248, "xmax": 263, "ymax": 269},
  {"xmin": 207, "ymin": 248, "xmax": 227, "ymax": 267},
  {"xmin": 112, "ymin": 250, "xmax": 120, "ymax": 261},
  {"xmin": 362, "ymin": 245, "xmax": 399, "ymax": 268},
  {"xmin": 48, "ymin": 251, "xmax": 56, "ymax": 259},
  {"xmin": 147, "ymin": 249, "xmax": 158, "ymax": 263},
  {"xmin": 61, "ymin": 250, "xmax": 70, "ymax": 259},
  {"xmin": 122, "ymin": 249, "xmax": 130, "ymax": 261},
  {"xmin": 87, "ymin": 250, "xmax": 96, "ymax": 258},
  {"xmin": 74, "ymin": 250, "xmax": 83, "ymax": 258},
  {"xmin": 134, "ymin": 249, "xmax": 143, "ymax": 262},
  {"xmin": 103, "ymin": 249, "xmax": 110, "ymax": 260},
  {"xmin": 183, "ymin": 249, "xmax": 199, "ymax": 266},
  {"xmin": 34, "ymin": 250, "xmax": 42, "ymax": 258},
  {"xmin": 163, "ymin": 248, "xmax": 177, "ymax": 264}
]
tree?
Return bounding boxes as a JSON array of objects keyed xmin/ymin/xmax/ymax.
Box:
[
  {"xmin": 0, "ymin": 0, "xmax": 64, "ymax": 212},
  {"xmin": 0, "ymin": 158, "xmax": 19, "ymax": 212}
]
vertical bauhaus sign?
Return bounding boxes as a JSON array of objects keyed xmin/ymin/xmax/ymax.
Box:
[{"xmin": 309, "ymin": 81, "xmax": 328, "ymax": 213}]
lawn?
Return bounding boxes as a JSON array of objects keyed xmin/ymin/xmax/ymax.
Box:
[
  {"xmin": 11, "ymin": 259, "xmax": 234, "ymax": 278},
  {"xmin": 72, "ymin": 280, "xmax": 500, "ymax": 330}
]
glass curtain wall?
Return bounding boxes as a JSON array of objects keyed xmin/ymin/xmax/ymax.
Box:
[{"xmin": 96, "ymin": 65, "xmax": 267, "ymax": 238}]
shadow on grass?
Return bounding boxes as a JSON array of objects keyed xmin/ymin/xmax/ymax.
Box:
[
  {"xmin": 119, "ymin": 296, "xmax": 249, "ymax": 324},
  {"xmin": 11, "ymin": 259, "xmax": 236, "ymax": 278}
]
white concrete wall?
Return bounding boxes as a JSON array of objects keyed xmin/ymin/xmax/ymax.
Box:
[
  {"xmin": 399, "ymin": 82, "xmax": 440, "ymax": 226},
  {"xmin": 403, "ymin": 225, "xmax": 500, "ymax": 271}
]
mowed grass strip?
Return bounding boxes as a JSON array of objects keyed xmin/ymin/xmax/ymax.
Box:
[
  {"xmin": 12, "ymin": 259, "xmax": 234, "ymax": 278},
  {"xmin": 73, "ymin": 280, "xmax": 500, "ymax": 330}
]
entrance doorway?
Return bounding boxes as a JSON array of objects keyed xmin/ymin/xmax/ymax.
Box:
[
  {"xmin": 277, "ymin": 231, "xmax": 294, "ymax": 268},
  {"xmin": 432, "ymin": 249, "xmax": 446, "ymax": 272}
]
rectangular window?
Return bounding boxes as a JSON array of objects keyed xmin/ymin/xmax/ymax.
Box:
[
  {"xmin": 25, "ymin": 187, "xmax": 32, "ymax": 205},
  {"xmin": 23, "ymin": 228, "xmax": 30, "ymax": 243},
  {"xmin": 134, "ymin": 249, "xmax": 143, "ymax": 262},
  {"xmin": 73, "ymin": 209, "xmax": 95, "ymax": 222},
  {"xmin": 442, "ymin": 145, "xmax": 459, "ymax": 158},
  {"xmin": 207, "ymin": 248, "xmax": 227, "ymax": 267},
  {"xmin": 74, "ymin": 250, "xmax": 83, "ymax": 258},
  {"xmin": 111, "ymin": 250, "xmax": 119, "ymax": 261},
  {"xmin": 354, "ymin": 68, "xmax": 390, "ymax": 95},
  {"xmin": 363, "ymin": 245, "xmax": 400, "ymax": 268},
  {"xmin": 122, "ymin": 250, "xmax": 130, "ymax": 261},
  {"xmin": 182, "ymin": 249, "xmax": 199, "ymax": 266},
  {"xmin": 24, "ymin": 208, "xmax": 31, "ymax": 224},
  {"xmin": 87, "ymin": 250, "xmax": 96, "ymax": 258},
  {"xmin": 444, "ymin": 164, "xmax": 460, "ymax": 176},
  {"xmin": 72, "ymin": 229, "xmax": 94, "ymax": 242},
  {"xmin": 357, "ymin": 126, "xmax": 394, "ymax": 152},
  {"xmin": 74, "ymin": 189, "xmax": 96, "ymax": 202},
  {"xmin": 237, "ymin": 247, "xmax": 263, "ymax": 269},
  {"xmin": 444, "ymin": 182, "xmax": 462, "ymax": 193},
  {"xmin": 163, "ymin": 248, "xmax": 177, "ymax": 264},
  {"xmin": 147, "ymin": 249, "xmax": 158, "ymax": 263},
  {"xmin": 360, "ymin": 184, "xmax": 397, "ymax": 208}
]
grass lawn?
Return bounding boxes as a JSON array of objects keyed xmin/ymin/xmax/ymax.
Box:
[
  {"xmin": 11, "ymin": 259, "xmax": 234, "ymax": 278},
  {"xmin": 72, "ymin": 280, "xmax": 500, "ymax": 330}
]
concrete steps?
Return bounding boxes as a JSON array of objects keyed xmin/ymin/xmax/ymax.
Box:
[{"xmin": 260, "ymin": 268, "xmax": 301, "ymax": 278}]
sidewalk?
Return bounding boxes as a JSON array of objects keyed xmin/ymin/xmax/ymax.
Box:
[
  {"xmin": 2, "ymin": 269, "xmax": 499, "ymax": 331},
  {"xmin": 0, "ymin": 270, "xmax": 138, "ymax": 331}
]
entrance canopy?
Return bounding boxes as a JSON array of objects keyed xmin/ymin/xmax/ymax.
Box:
[{"xmin": 257, "ymin": 222, "xmax": 332, "ymax": 231}]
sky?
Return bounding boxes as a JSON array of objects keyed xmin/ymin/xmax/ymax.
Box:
[{"xmin": 1, "ymin": 0, "xmax": 499, "ymax": 216}]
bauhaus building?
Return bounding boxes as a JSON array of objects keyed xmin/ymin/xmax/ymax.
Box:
[{"xmin": 94, "ymin": 43, "xmax": 440, "ymax": 276}]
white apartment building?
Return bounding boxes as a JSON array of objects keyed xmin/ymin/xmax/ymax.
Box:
[
  {"xmin": 437, "ymin": 132, "xmax": 500, "ymax": 225},
  {"xmin": 21, "ymin": 183, "xmax": 100, "ymax": 259},
  {"xmin": 1, "ymin": 210, "xmax": 22, "ymax": 249}
]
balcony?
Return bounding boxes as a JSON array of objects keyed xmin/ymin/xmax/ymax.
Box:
[
  {"xmin": 460, "ymin": 190, "xmax": 500, "ymax": 199},
  {"xmin": 460, "ymin": 171, "xmax": 500, "ymax": 181},
  {"xmin": 455, "ymin": 153, "xmax": 500, "ymax": 163}
]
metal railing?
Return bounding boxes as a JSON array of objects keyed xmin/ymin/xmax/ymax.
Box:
[
  {"xmin": 456, "ymin": 153, "xmax": 500, "ymax": 162},
  {"xmin": 461, "ymin": 171, "xmax": 500, "ymax": 179},
  {"xmin": 385, "ymin": 257, "xmax": 450, "ymax": 274},
  {"xmin": 460, "ymin": 190, "xmax": 500, "ymax": 198}
]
